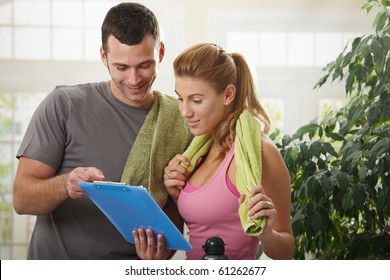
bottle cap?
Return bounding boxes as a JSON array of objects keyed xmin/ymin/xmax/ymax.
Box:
[{"xmin": 202, "ymin": 237, "xmax": 225, "ymax": 255}]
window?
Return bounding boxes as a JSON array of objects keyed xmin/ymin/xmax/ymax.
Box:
[
  {"xmin": 0, "ymin": 91, "xmax": 47, "ymax": 259},
  {"xmin": 263, "ymin": 98, "xmax": 285, "ymax": 132},
  {"xmin": 0, "ymin": 0, "xmax": 115, "ymax": 259},
  {"xmin": 227, "ymin": 31, "xmax": 259, "ymax": 65},
  {"xmin": 315, "ymin": 32, "xmax": 343, "ymax": 66},
  {"xmin": 227, "ymin": 30, "xmax": 358, "ymax": 68},
  {"xmin": 287, "ymin": 32, "xmax": 314, "ymax": 67},
  {"xmin": 0, "ymin": 0, "xmax": 113, "ymax": 61},
  {"xmin": 259, "ymin": 32, "xmax": 287, "ymax": 67},
  {"xmin": 318, "ymin": 98, "xmax": 345, "ymax": 117},
  {"xmin": 226, "ymin": 30, "xmax": 360, "ymax": 132}
]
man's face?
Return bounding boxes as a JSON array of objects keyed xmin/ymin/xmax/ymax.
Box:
[{"xmin": 100, "ymin": 34, "xmax": 164, "ymax": 107}]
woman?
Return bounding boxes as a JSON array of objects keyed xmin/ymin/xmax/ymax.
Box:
[{"xmin": 164, "ymin": 43, "xmax": 294, "ymax": 260}]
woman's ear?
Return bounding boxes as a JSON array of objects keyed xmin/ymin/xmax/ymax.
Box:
[{"xmin": 224, "ymin": 84, "xmax": 236, "ymax": 105}]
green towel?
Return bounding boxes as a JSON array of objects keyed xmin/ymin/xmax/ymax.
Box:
[
  {"xmin": 180, "ymin": 109, "xmax": 265, "ymax": 236},
  {"xmin": 235, "ymin": 109, "xmax": 265, "ymax": 236},
  {"xmin": 181, "ymin": 133, "xmax": 213, "ymax": 173},
  {"xmin": 121, "ymin": 91, "xmax": 192, "ymax": 208}
]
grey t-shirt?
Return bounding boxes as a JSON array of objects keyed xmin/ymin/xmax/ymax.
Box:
[{"xmin": 17, "ymin": 81, "xmax": 155, "ymax": 259}]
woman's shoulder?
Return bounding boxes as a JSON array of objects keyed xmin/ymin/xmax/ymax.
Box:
[
  {"xmin": 260, "ymin": 134, "xmax": 286, "ymax": 169},
  {"xmin": 261, "ymin": 134, "xmax": 278, "ymax": 152}
]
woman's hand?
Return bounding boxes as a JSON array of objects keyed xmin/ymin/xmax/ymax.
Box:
[
  {"xmin": 163, "ymin": 154, "xmax": 190, "ymax": 201},
  {"xmin": 132, "ymin": 228, "xmax": 172, "ymax": 260},
  {"xmin": 239, "ymin": 185, "xmax": 277, "ymax": 239}
]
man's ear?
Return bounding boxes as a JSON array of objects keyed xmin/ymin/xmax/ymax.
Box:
[
  {"xmin": 224, "ymin": 84, "xmax": 236, "ymax": 105},
  {"xmin": 158, "ymin": 42, "xmax": 165, "ymax": 63},
  {"xmin": 100, "ymin": 46, "xmax": 108, "ymax": 67}
]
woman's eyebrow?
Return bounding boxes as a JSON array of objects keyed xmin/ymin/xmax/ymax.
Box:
[{"xmin": 174, "ymin": 90, "xmax": 204, "ymax": 98}]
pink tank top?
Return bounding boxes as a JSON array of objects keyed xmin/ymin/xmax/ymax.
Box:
[{"xmin": 178, "ymin": 145, "xmax": 259, "ymax": 260}]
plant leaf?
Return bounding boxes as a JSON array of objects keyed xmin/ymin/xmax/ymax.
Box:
[
  {"xmin": 337, "ymin": 172, "xmax": 350, "ymax": 191},
  {"xmin": 367, "ymin": 106, "xmax": 381, "ymax": 126},
  {"xmin": 323, "ymin": 142, "xmax": 338, "ymax": 157},
  {"xmin": 345, "ymin": 72, "xmax": 356, "ymax": 93},
  {"xmin": 342, "ymin": 189, "xmax": 354, "ymax": 211},
  {"xmin": 374, "ymin": 11, "xmax": 387, "ymax": 32},
  {"xmin": 328, "ymin": 132, "xmax": 345, "ymax": 141}
]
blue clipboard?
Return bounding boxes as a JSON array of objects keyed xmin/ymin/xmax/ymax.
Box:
[{"xmin": 78, "ymin": 181, "xmax": 192, "ymax": 252}]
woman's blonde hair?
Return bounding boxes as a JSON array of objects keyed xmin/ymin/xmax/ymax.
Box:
[{"xmin": 173, "ymin": 43, "xmax": 271, "ymax": 156}]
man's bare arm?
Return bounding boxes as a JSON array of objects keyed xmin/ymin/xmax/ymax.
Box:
[{"xmin": 13, "ymin": 157, "xmax": 104, "ymax": 215}]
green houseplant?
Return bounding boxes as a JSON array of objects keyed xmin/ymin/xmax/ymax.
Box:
[{"xmin": 271, "ymin": 0, "xmax": 390, "ymax": 259}]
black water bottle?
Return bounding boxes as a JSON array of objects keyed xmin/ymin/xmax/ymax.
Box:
[{"xmin": 202, "ymin": 237, "xmax": 228, "ymax": 260}]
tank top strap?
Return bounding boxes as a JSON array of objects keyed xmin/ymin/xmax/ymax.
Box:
[{"xmin": 220, "ymin": 144, "xmax": 235, "ymax": 171}]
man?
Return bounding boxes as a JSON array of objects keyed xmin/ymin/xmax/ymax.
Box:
[{"xmin": 13, "ymin": 2, "xmax": 191, "ymax": 260}]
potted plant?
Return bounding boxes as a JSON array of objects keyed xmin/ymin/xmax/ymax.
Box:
[{"xmin": 271, "ymin": 0, "xmax": 390, "ymax": 259}]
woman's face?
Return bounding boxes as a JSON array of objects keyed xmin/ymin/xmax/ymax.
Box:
[{"xmin": 175, "ymin": 77, "xmax": 233, "ymax": 136}]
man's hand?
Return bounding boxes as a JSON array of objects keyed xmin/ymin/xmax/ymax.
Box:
[{"xmin": 65, "ymin": 167, "xmax": 105, "ymax": 198}]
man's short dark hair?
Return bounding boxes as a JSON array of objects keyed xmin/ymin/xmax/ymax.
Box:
[{"xmin": 101, "ymin": 2, "xmax": 160, "ymax": 53}]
